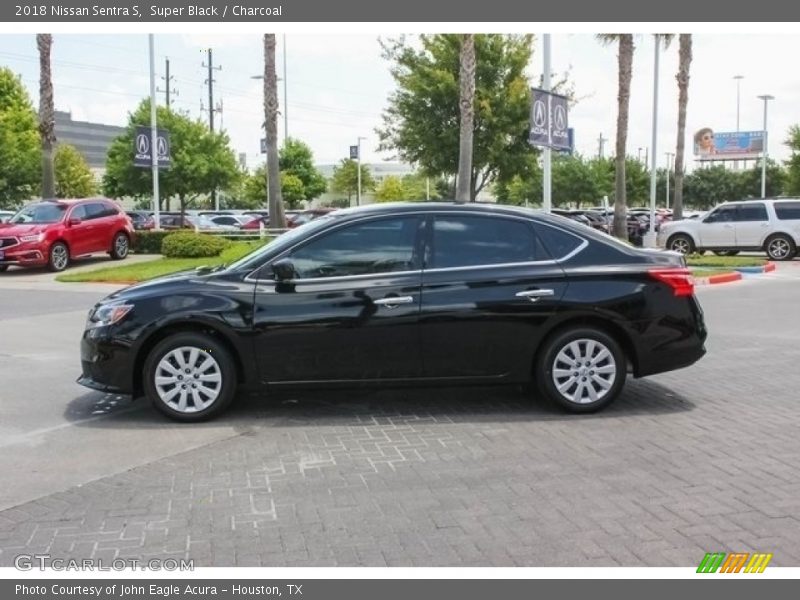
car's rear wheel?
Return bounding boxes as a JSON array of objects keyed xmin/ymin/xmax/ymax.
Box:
[
  {"xmin": 535, "ymin": 326, "xmax": 627, "ymax": 413},
  {"xmin": 110, "ymin": 232, "xmax": 130, "ymax": 260},
  {"xmin": 765, "ymin": 234, "xmax": 796, "ymax": 261},
  {"xmin": 667, "ymin": 234, "xmax": 695, "ymax": 255},
  {"xmin": 47, "ymin": 242, "xmax": 69, "ymax": 272},
  {"xmin": 144, "ymin": 332, "xmax": 237, "ymax": 422}
]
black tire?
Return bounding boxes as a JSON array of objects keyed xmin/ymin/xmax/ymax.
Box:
[
  {"xmin": 713, "ymin": 250, "xmax": 739, "ymax": 257},
  {"xmin": 143, "ymin": 332, "xmax": 237, "ymax": 422},
  {"xmin": 534, "ymin": 326, "xmax": 627, "ymax": 414},
  {"xmin": 667, "ymin": 233, "xmax": 695, "ymax": 255},
  {"xmin": 47, "ymin": 241, "xmax": 70, "ymax": 272},
  {"xmin": 764, "ymin": 234, "xmax": 796, "ymax": 261},
  {"xmin": 110, "ymin": 232, "xmax": 130, "ymax": 260}
]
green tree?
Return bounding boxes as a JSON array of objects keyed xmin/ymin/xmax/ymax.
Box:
[
  {"xmin": 103, "ymin": 99, "xmax": 239, "ymax": 215},
  {"xmin": 279, "ymin": 138, "xmax": 327, "ymax": 201},
  {"xmin": 378, "ymin": 34, "xmax": 535, "ymax": 201},
  {"xmin": 263, "ymin": 34, "xmax": 285, "ymax": 228},
  {"xmin": 552, "ymin": 155, "xmax": 600, "ymax": 208},
  {"xmin": 280, "ymin": 172, "xmax": 305, "ymax": 209},
  {"xmin": 784, "ymin": 125, "xmax": 800, "ymax": 196},
  {"xmin": 0, "ymin": 68, "xmax": 40, "ymax": 208},
  {"xmin": 374, "ymin": 176, "xmax": 406, "ymax": 202},
  {"xmin": 683, "ymin": 165, "xmax": 741, "ymax": 210},
  {"xmin": 401, "ymin": 172, "xmax": 440, "ymax": 200},
  {"xmin": 739, "ymin": 159, "xmax": 785, "ymax": 199},
  {"xmin": 54, "ymin": 144, "xmax": 95, "ymax": 198},
  {"xmin": 329, "ymin": 159, "xmax": 375, "ymax": 204},
  {"xmin": 455, "ymin": 33, "xmax": 476, "ymax": 202}
]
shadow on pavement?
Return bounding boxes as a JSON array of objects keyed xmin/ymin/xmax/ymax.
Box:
[{"xmin": 64, "ymin": 378, "xmax": 695, "ymax": 431}]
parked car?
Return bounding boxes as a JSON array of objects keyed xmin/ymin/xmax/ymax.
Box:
[
  {"xmin": 0, "ymin": 210, "xmax": 15, "ymax": 223},
  {"xmin": 126, "ymin": 210, "xmax": 155, "ymax": 231},
  {"xmin": 0, "ymin": 199, "xmax": 135, "ymax": 272},
  {"xmin": 658, "ymin": 198, "xmax": 800, "ymax": 261},
  {"xmin": 287, "ymin": 208, "xmax": 336, "ymax": 228},
  {"xmin": 203, "ymin": 214, "xmax": 252, "ymax": 229},
  {"xmin": 78, "ymin": 202, "xmax": 707, "ymax": 422}
]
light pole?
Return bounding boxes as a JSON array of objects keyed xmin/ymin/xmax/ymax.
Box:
[
  {"xmin": 356, "ymin": 136, "xmax": 366, "ymax": 206},
  {"xmin": 733, "ymin": 75, "xmax": 744, "ymax": 131},
  {"xmin": 665, "ymin": 152, "xmax": 674, "ymax": 210},
  {"xmin": 282, "ymin": 34, "xmax": 288, "ymax": 143},
  {"xmin": 644, "ymin": 34, "xmax": 661, "ymax": 248},
  {"xmin": 148, "ymin": 34, "xmax": 160, "ymax": 230},
  {"xmin": 542, "ymin": 34, "xmax": 552, "ymax": 213},
  {"xmin": 758, "ymin": 94, "xmax": 774, "ymax": 198}
]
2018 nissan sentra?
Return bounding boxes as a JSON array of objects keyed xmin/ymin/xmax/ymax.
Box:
[{"xmin": 78, "ymin": 202, "xmax": 707, "ymax": 422}]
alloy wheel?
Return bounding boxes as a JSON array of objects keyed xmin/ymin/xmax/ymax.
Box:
[
  {"xmin": 551, "ymin": 338, "xmax": 617, "ymax": 405},
  {"xmin": 768, "ymin": 238, "xmax": 791, "ymax": 260},
  {"xmin": 154, "ymin": 346, "xmax": 222, "ymax": 413}
]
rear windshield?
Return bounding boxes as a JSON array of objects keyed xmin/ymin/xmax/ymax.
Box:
[{"xmin": 10, "ymin": 203, "xmax": 67, "ymax": 224}]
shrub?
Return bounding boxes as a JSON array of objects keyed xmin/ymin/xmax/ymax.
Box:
[
  {"xmin": 161, "ymin": 233, "xmax": 230, "ymax": 258},
  {"xmin": 132, "ymin": 230, "xmax": 172, "ymax": 254}
]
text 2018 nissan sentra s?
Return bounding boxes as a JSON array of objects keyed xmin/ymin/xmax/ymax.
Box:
[{"xmin": 78, "ymin": 203, "xmax": 707, "ymax": 422}]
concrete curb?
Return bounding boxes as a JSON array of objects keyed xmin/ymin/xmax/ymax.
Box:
[
  {"xmin": 694, "ymin": 271, "xmax": 742, "ymax": 286},
  {"xmin": 735, "ymin": 262, "xmax": 776, "ymax": 274}
]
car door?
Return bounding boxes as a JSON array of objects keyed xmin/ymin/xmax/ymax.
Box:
[
  {"xmin": 64, "ymin": 204, "xmax": 95, "ymax": 256},
  {"xmin": 698, "ymin": 205, "xmax": 738, "ymax": 248},
  {"xmin": 733, "ymin": 202, "xmax": 770, "ymax": 248},
  {"xmin": 418, "ymin": 213, "xmax": 569, "ymax": 380},
  {"xmin": 251, "ymin": 215, "xmax": 425, "ymax": 383}
]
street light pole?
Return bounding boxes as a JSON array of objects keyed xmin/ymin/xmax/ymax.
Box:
[
  {"xmin": 734, "ymin": 75, "xmax": 743, "ymax": 132},
  {"xmin": 665, "ymin": 152, "xmax": 674, "ymax": 210},
  {"xmin": 283, "ymin": 34, "xmax": 288, "ymax": 144},
  {"xmin": 542, "ymin": 34, "xmax": 552, "ymax": 213},
  {"xmin": 644, "ymin": 35, "xmax": 660, "ymax": 248},
  {"xmin": 356, "ymin": 136, "xmax": 366, "ymax": 206},
  {"xmin": 148, "ymin": 34, "xmax": 160, "ymax": 230},
  {"xmin": 758, "ymin": 94, "xmax": 774, "ymax": 198}
]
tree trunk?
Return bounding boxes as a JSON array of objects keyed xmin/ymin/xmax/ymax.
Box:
[
  {"xmin": 613, "ymin": 34, "xmax": 634, "ymax": 240},
  {"xmin": 672, "ymin": 34, "xmax": 692, "ymax": 221},
  {"xmin": 37, "ymin": 34, "xmax": 56, "ymax": 199},
  {"xmin": 264, "ymin": 34, "xmax": 285, "ymax": 228},
  {"xmin": 455, "ymin": 34, "xmax": 476, "ymax": 203}
]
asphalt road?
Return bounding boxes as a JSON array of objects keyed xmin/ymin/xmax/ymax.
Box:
[{"xmin": 1, "ymin": 262, "xmax": 799, "ymax": 566}]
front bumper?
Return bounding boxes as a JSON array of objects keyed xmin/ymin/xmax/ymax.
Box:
[
  {"xmin": 0, "ymin": 245, "xmax": 47, "ymax": 267},
  {"xmin": 78, "ymin": 327, "xmax": 134, "ymax": 394}
]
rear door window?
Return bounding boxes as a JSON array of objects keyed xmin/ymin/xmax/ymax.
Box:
[
  {"xmin": 430, "ymin": 215, "xmax": 538, "ymax": 269},
  {"xmin": 774, "ymin": 202, "xmax": 800, "ymax": 220},
  {"xmin": 736, "ymin": 203, "xmax": 768, "ymax": 221}
]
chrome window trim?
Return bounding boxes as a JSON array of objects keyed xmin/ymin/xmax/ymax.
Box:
[{"xmin": 244, "ymin": 209, "xmax": 589, "ymax": 284}]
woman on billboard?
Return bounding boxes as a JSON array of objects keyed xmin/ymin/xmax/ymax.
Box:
[{"xmin": 694, "ymin": 128, "xmax": 716, "ymax": 156}]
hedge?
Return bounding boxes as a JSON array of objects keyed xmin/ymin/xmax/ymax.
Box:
[
  {"xmin": 161, "ymin": 233, "xmax": 230, "ymax": 258},
  {"xmin": 132, "ymin": 230, "xmax": 172, "ymax": 254}
]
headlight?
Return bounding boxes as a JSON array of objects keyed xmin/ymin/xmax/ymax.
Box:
[
  {"xmin": 87, "ymin": 303, "xmax": 133, "ymax": 328},
  {"xmin": 20, "ymin": 233, "xmax": 45, "ymax": 243}
]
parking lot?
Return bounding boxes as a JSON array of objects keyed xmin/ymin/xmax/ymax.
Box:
[{"xmin": 1, "ymin": 264, "xmax": 799, "ymax": 567}]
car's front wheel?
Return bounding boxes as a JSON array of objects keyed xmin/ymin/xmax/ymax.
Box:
[
  {"xmin": 143, "ymin": 332, "xmax": 237, "ymax": 422},
  {"xmin": 47, "ymin": 241, "xmax": 70, "ymax": 272},
  {"xmin": 765, "ymin": 234, "xmax": 796, "ymax": 261},
  {"xmin": 110, "ymin": 232, "xmax": 130, "ymax": 260},
  {"xmin": 667, "ymin": 233, "xmax": 695, "ymax": 255},
  {"xmin": 535, "ymin": 326, "xmax": 627, "ymax": 413}
]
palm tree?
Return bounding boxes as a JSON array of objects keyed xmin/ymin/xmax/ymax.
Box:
[
  {"xmin": 37, "ymin": 33, "xmax": 56, "ymax": 199},
  {"xmin": 263, "ymin": 34, "xmax": 285, "ymax": 228},
  {"xmin": 455, "ymin": 34, "xmax": 476, "ymax": 203},
  {"xmin": 597, "ymin": 34, "xmax": 634, "ymax": 240},
  {"xmin": 672, "ymin": 34, "xmax": 692, "ymax": 221}
]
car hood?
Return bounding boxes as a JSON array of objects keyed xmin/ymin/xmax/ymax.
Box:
[
  {"xmin": 104, "ymin": 268, "xmax": 234, "ymax": 302},
  {"xmin": 0, "ymin": 223, "xmax": 52, "ymax": 236}
]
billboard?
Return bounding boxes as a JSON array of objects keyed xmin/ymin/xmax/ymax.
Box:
[
  {"xmin": 134, "ymin": 126, "xmax": 171, "ymax": 168},
  {"xmin": 693, "ymin": 129, "xmax": 764, "ymax": 160}
]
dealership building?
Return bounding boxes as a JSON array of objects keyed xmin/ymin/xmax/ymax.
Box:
[{"xmin": 54, "ymin": 110, "xmax": 124, "ymax": 175}]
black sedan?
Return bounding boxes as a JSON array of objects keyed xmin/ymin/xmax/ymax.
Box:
[{"xmin": 78, "ymin": 202, "xmax": 707, "ymax": 421}]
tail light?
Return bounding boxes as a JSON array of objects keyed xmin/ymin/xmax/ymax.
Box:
[{"xmin": 648, "ymin": 267, "xmax": 695, "ymax": 297}]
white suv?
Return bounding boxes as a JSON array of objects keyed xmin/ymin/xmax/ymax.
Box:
[{"xmin": 658, "ymin": 199, "xmax": 800, "ymax": 261}]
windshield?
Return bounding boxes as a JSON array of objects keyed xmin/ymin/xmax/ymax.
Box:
[
  {"xmin": 225, "ymin": 214, "xmax": 337, "ymax": 272},
  {"xmin": 10, "ymin": 203, "xmax": 67, "ymax": 224}
]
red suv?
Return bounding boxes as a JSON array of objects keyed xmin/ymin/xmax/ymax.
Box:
[{"xmin": 0, "ymin": 199, "xmax": 135, "ymax": 272}]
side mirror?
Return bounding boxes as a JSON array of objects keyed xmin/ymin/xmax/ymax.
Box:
[
  {"xmin": 68, "ymin": 217, "xmax": 82, "ymax": 226},
  {"xmin": 271, "ymin": 258, "xmax": 296, "ymax": 282}
]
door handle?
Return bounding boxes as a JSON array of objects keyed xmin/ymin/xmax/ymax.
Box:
[
  {"xmin": 516, "ymin": 289, "xmax": 555, "ymax": 302},
  {"xmin": 373, "ymin": 295, "xmax": 414, "ymax": 308}
]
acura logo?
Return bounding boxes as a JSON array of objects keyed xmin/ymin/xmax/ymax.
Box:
[
  {"xmin": 554, "ymin": 104, "xmax": 567, "ymax": 131},
  {"xmin": 156, "ymin": 136, "xmax": 168, "ymax": 158},
  {"xmin": 533, "ymin": 99, "xmax": 547, "ymax": 127},
  {"xmin": 136, "ymin": 133, "xmax": 150, "ymax": 155}
]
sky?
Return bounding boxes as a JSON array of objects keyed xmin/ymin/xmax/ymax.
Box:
[{"xmin": 1, "ymin": 32, "xmax": 798, "ymax": 173}]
